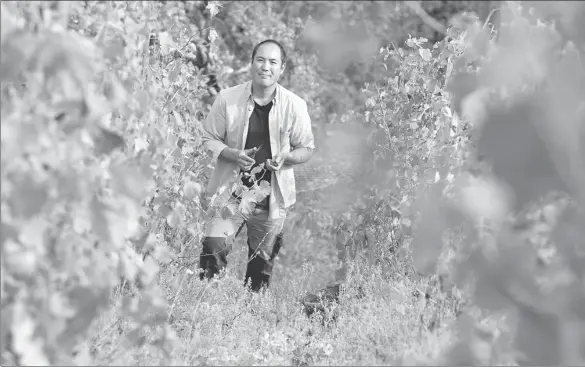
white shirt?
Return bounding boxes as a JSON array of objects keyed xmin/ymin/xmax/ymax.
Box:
[{"xmin": 201, "ymin": 80, "xmax": 315, "ymax": 219}]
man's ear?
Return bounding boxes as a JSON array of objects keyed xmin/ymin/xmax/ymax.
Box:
[{"xmin": 281, "ymin": 62, "xmax": 286, "ymax": 73}]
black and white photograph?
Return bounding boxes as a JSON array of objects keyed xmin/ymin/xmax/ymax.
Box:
[{"xmin": 1, "ymin": 1, "xmax": 585, "ymax": 365}]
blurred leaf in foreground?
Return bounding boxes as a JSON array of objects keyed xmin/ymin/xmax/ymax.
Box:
[
  {"xmin": 12, "ymin": 302, "xmax": 50, "ymax": 366},
  {"xmin": 551, "ymin": 205, "xmax": 585, "ymax": 280},
  {"xmin": 8, "ymin": 175, "xmax": 49, "ymax": 219},
  {"xmin": 475, "ymin": 97, "xmax": 568, "ymax": 211},
  {"xmin": 57, "ymin": 286, "xmax": 110, "ymax": 351},
  {"xmin": 93, "ymin": 126, "xmax": 125, "ymax": 156},
  {"xmin": 410, "ymin": 181, "xmax": 465, "ymax": 275},
  {"xmin": 513, "ymin": 303, "xmax": 561, "ymax": 366}
]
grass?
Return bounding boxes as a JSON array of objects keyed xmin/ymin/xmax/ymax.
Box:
[
  {"xmin": 76, "ymin": 223, "xmax": 467, "ymax": 366},
  {"xmin": 72, "ymin": 178, "xmax": 479, "ymax": 366}
]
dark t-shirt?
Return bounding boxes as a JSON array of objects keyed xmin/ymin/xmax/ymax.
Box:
[{"xmin": 241, "ymin": 101, "xmax": 273, "ymax": 208}]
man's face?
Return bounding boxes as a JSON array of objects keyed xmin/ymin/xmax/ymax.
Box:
[{"xmin": 251, "ymin": 42, "xmax": 285, "ymax": 88}]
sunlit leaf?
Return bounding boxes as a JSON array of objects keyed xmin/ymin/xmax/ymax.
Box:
[
  {"xmin": 48, "ymin": 293, "xmax": 75, "ymax": 319},
  {"xmin": 119, "ymin": 249, "xmax": 140, "ymax": 281},
  {"xmin": 168, "ymin": 60, "xmax": 181, "ymax": 83},
  {"xmin": 250, "ymin": 164, "xmax": 264, "ymax": 178},
  {"xmin": 456, "ymin": 175, "xmax": 511, "ymax": 221},
  {"xmin": 208, "ymin": 28, "xmax": 219, "ymax": 43},
  {"xmin": 158, "ymin": 32, "xmax": 174, "ymax": 54},
  {"xmin": 238, "ymin": 189, "xmax": 257, "ymax": 218},
  {"xmin": 172, "ymin": 110, "xmax": 183, "ymax": 127},
  {"xmin": 0, "ymin": 2, "xmax": 24, "ymax": 41},
  {"xmin": 257, "ymin": 180, "xmax": 271, "ymax": 198},
  {"xmin": 150, "ymin": 241, "xmax": 174, "ymax": 265},
  {"xmin": 206, "ymin": 1, "xmax": 223, "ymax": 18},
  {"xmin": 11, "ymin": 303, "xmax": 50, "ymax": 366},
  {"xmin": 418, "ymin": 48, "xmax": 432, "ymax": 62},
  {"xmin": 141, "ymin": 256, "xmax": 159, "ymax": 286},
  {"xmin": 3, "ymin": 239, "xmax": 37, "ymax": 277},
  {"xmin": 134, "ymin": 135, "xmax": 149, "ymax": 153},
  {"xmin": 166, "ymin": 206, "xmax": 184, "ymax": 229},
  {"xmin": 183, "ymin": 181, "xmax": 203, "ymax": 200},
  {"xmin": 18, "ymin": 217, "xmax": 48, "ymax": 250}
]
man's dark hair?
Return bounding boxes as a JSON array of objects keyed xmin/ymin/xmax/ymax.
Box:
[{"xmin": 251, "ymin": 39, "xmax": 287, "ymax": 64}]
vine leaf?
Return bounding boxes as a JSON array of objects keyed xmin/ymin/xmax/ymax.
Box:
[
  {"xmin": 168, "ymin": 60, "xmax": 181, "ymax": 83},
  {"xmin": 57, "ymin": 286, "xmax": 110, "ymax": 351},
  {"xmin": 206, "ymin": 1, "xmax": 223, "ymax": 18},
  {"xmin": 93, "ymin": 126, "xmax": 125, "ymax": 156},
  {"xmin": 514, "ymin": 304, "xmax": 561, "ymax": 366},
  {"xmin": 475, "ymin": 97, "xmax": 568, "ymax": 211},
  {"xmin": 239, "ymin": 189, "xmax": 257, "ymax": 217},
  {"xmin": 12, "ymin": 303, "xmax": 50, "ymax": 366},
  {"xmin": 551, "ymin": 206, "xmax": 585, "ymax": 279},
  {"xmin": 90, "ymin": 195, "xmax": 113, "ymax": 245},
  {"xmin": 418, "ymin": 48, "xmax": 432, "ymax": 62},
  {"xmin": 445, "ymin": 72, "xmax": 478, "ymax": 118},
  {"xmin": 9, "ymin": 175, "xmax": 49, "ymax": 220},
  {"xmin": 166, "ymin": 206, "xmax": 184, "ymax": 229},
  {"xmin": 109, "ymin": 160, "xmax": 151, "ymax": 201},
  {"xmin": 410, "ymin": 182, "xmax": 451, "ymax": 275}
]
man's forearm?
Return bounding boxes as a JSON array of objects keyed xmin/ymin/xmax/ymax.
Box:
[
  {"xmin": 219, "ymin": 147, "xmax": 238, "ymax": 162},
  {"xmin": 284, "ymin": 147, "xmax": 313, "ymax": 165}
]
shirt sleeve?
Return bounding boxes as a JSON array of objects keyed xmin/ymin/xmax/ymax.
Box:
[
  {"xmin": 290, "ymin": 99, "xmax": 315, "ymax": 150},
  {"xmin": 201, "ymin": 91, "xmax": 229, "ymax": 160}
]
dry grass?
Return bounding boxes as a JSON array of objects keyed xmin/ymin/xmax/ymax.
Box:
[
  {"xmin": 74, "ymin": 179, "xmax": 481, "ymax": 366},
  {"xmin": 78, "ymin": 229, "xmax": 466, "ymax": 366}
]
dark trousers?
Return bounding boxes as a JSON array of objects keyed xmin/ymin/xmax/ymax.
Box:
[{"xmin": 199, "ymin": 220, "xmax": 283, "ymax": 292}]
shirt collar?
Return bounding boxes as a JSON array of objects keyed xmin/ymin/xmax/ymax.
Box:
[{"xmin": 246, "ymin": 80, "xmax": 281, "ymax": 105}]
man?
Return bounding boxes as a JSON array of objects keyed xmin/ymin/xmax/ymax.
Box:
[{"xmin": 199, "ymin": 39, "xmax": 315, "ymax": 292}]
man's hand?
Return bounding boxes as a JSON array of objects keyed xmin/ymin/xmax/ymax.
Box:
[
  {"xmin": 238, "ymin": 147, "xmax": 258, "ymax": 171},
  {"xmin": 220, "ymin": 147, "xmax": 257, "ymax": 171},
  {"xmin": 266, "ymin": 152, "xmax": 288, "ymax": 172},
  {"xmin": 266, "ymin": 147, "xmax": 313, "ymax": 171}
]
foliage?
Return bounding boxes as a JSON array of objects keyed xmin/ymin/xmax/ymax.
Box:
[
  {"xmin": 401, "ymin": 1, "xmax": 585, "ymax": 365},
  {"xmin": 2, "ymin": 0, "xmax": 584, "ymax": 366},
  {"xmin": 0, "ymin": 1, "xmax": 215, "ymax": 364},
  {"xmin": 341, "ymin": 1, "xmax": 585, "ymax": 365}
]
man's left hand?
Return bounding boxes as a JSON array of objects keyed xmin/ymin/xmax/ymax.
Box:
[{"xmin": 266, "ymin": 152, "xmax": 288, "ymax": 172}]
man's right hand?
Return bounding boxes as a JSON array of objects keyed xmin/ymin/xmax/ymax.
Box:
[{"xmin": 221, "ymin": 147, "xmax": 257, "ymax": 171}]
